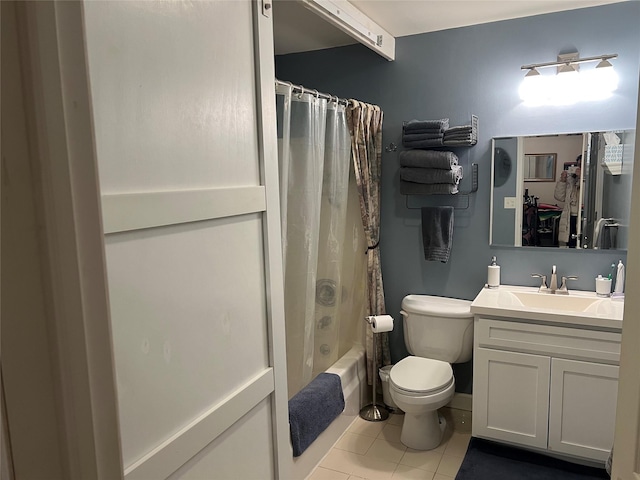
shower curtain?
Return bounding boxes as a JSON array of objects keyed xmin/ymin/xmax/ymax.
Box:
[
  {"xmin": 277, "ymin": 85, "xmax": 365, "ymax": 397},
  {"xmin": 346, "ymin": 100, "xmax": 391, "ymax": 387}
]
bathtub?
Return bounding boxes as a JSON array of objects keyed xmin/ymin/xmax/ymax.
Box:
[{"xmin": 287, "ymin": 345, "xmax": 366, "ymax": 480}]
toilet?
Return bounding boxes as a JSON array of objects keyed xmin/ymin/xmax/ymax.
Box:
[{"xmin": 389, "ymin": 295, "xmax": 474, "ymax": 450}]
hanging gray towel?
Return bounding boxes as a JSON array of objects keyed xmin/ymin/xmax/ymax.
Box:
[{"xmin": 422, "ymin": 206, "xmax": 454, "ymax": 262}]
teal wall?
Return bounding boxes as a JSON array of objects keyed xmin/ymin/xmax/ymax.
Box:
[{"xmin": 276, "ymin": 3, "xmax": 640, "ymax": 392}]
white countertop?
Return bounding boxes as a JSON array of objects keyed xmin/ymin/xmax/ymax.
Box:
[{"xmin": 470, "ymin": 284, "xmax": 624, "ymax": 331}]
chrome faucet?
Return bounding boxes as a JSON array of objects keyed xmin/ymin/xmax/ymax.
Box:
[
  {"xmin": 532, "ymin": 266, "xmax": 578, "ymax": 294},
  {"xmin": 531, "ymin": 273, "xmax": 549, "ymax": 293},
  {"xmin": 550, "ymin": 265, "xmax": 558, "ymax": 293},
  {"xmin": 557, "ymin": 275, "xmax": 579, "ymax": 295}
]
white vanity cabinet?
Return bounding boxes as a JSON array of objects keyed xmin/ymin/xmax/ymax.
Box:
[{"xmin": 472, "ymin": 317, "xmax": 621, "ymax": 463}]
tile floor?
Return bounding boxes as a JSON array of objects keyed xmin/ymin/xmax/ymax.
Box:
[{"xmin": 308, "ymin": 408, "xmax": 472, "ymax": 480}]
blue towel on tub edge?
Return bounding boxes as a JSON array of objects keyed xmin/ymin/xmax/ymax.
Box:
[{"xmin": 289, "ymin": 372, "xmax": 345, "ymax": 457}]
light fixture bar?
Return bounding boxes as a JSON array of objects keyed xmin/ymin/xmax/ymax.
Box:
[{"xmin": 521, "ymin": 53, "xmax": 618, "ymax": 71}]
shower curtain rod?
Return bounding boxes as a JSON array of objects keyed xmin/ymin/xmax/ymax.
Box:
[{"xmin": 275, "ymin": 79, "xmax": 351, "ymax": 107}]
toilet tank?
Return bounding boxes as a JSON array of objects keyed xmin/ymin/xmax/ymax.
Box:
[{"xmin": 401, "ymin": 295, "xmax": 474, "ymax": 363}]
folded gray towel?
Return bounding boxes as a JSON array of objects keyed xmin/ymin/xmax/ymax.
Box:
[
  {"xmin": 442, "ymin": 133, "xmax": 478, "ymax": 142},
  {"xmin": 400, "ymin": 180, "xmax": 459, "ymax": 195},
  {"xmin": 442, "ymin": 130, "xmax": 478, "ymax": 138},
  {"xmin": 443, "ymin": 138, "xmax": 477, "ymax": 146},
  {"xmin": 422, "ymin": 206, "xmax": 454, "ymax": 262},
  {"xmin": 402, "ymin": 132, "xmax": 445, "ymax": 141},
  {"xmin": 400, "ymin": 166, "xmax": 462, "ymax": 185},
  {"xmin": 399, "ymin": 150, "xmax": 458, "ymax": 169},
  {"xmin": 289, "ymin": 373, "xmax": 345, "ymax": 457},
  {"xmin": 404, "ymin": 118, "xmax": 449, "ymax": 133},
  {"xmin": 444, "ymin": 125, "xmax": 474, "ymax": 135},
  {"xmin": 403, "ymin": 139, "xmax": 445, "ymax": 148}
]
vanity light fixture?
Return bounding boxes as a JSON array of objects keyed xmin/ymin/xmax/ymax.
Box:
[{"xmin": 519, "ymin": 53, "xmax": 619, "ymax": 106}]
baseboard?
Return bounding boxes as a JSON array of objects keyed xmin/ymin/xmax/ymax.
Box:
[{"xmin": 447, "ymin": 393, "xmax": 472, "ymax": 411}]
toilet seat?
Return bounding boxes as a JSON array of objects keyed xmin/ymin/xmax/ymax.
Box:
[{"xmin": 389, "ymin": 356, "xmax": 453, "ymax": 395}]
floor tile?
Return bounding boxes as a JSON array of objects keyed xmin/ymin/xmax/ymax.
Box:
[
  {"xmin": 387, "ymin": 413, "xmax": 405, "ymax": 426},
  {"xmin": 378, "ymin": 424, "xmax": 403, "ymax": 444},
  {"xmin": 311, "ymin": 407, "xmax": 471, "ymax": 480},
  {"xmin": 320, "ymin": 449, "xmax": 364, "ymax": 476},
  {"xmin": 399, "ymin": 449, "xmax": 442, "ymax": 472},
  {"xmin": 349, "ymin": 417, "xmax": 388, "ymax": 438},
  {"xmin": 443, "ymin": 432, "xmax": 471, "ymax": 457},
  {"xmin": 441, "ymin": 408, "xmax": 472, "ymax": 434},
  {"xmin": 350, "ymin": 455, "xmax": 398, "ymax": 480},
  {"xmin": 309, "ymin": 466, "xmax": 351, "ymax": 480},
  {"xmin": 365, "ymin": 438, "xmax": 407, "ymax": 463},
  {"xmin": 391, "ymin": 464, "xmax": 436, "ymax": 479},
  {"xmin": 335, "ymin": 432, "xmax": 377, "ymax": 455},
  {"xmin": 435, "ymin": 454, "xmax": 464, "ymax": 478}
]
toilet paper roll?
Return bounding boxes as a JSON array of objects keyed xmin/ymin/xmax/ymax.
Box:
[{"xmin": 369, "ymin": 315, "xmax": 394, "ymax": 333}]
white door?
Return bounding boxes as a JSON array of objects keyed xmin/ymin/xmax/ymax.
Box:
[
  {"xmin": 549, "ymin": 358, "xmax": 618, "ymax": 462},
  {"xmin": 473, "ymin": 348, "xmax": 550, "ymax": 449},
  {"xmin": 83, "ymin": 1, "xmax": 288, "ymax": 478}
]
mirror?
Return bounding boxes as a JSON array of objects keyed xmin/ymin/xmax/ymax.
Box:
[
  {"xmin": 523, "ymin": 154, "xmax": 556, "ymax": 181},
  {"xmin": 490, "ymin": 130, "xmax": 635, "ymax": 250}
]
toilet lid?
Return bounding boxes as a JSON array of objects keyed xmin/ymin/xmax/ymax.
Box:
[{"xmin": 389, "ymin": 356, "xmax": 453, "ymax": 394}]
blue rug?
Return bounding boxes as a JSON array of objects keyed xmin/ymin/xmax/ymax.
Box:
[{"xmin": 455, "ymin": 438, "xmax": 609, "ymax": 480}]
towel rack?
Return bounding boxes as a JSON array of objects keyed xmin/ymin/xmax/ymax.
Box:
[{"xmin": 404, "ymin": 163, "xmax": 479, "ymax": 210}]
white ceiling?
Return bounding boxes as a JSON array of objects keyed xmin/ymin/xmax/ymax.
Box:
[{"xmin": 273, "ymin": 0, "xmax": 627, "ymax": 56}]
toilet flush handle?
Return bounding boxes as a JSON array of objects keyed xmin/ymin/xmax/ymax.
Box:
[{"xmin": 400, "ymin": 310, "xmax": 408, "ymax": 318}]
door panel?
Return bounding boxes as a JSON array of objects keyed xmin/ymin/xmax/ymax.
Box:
[
  {"xmin": 473, "ymin": 348, "xmax": 550, "ymax": 449},
  {"xmin": 549, "ymin": 358, "xmax": 618, "ymax": 461},
  {"xmin": 83, "ymin": 1, "xmax": 285, "ymax": 477},
  {"xmin": 84, "ymin": 0, "xmax": 260, "ymax": 194},
  {"xmin": 105, "ymin": 215, "xmax": 270, "ymax": 466},
  {"xmin": 168, "ymin": 398, "xmax": 275, "ymax": 480}
]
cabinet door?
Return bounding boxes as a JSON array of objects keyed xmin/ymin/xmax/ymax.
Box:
[
  {"xmin": 549, "ymin": 358, "xmax": 618, "ymax": 462},
  {"xmin": 473, "ymin": 348, "xmax": 550, "ymax": 449}
]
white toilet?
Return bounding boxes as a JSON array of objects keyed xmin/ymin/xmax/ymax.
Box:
[{"xmin": 389, "ymin": 295, "xmax": 474, "ymax": 450}]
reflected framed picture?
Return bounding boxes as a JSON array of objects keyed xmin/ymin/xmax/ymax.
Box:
[{"xmin": 524, "ymin": 153, "xmax": 557, "ymax": 181}]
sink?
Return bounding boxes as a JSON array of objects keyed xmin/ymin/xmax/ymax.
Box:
[
  {"xmin": 471, "ymin": 285, "xmax": 623, "ymax": 330},
  {"xmin": 509, "ymin": 291, "xmax": 599, "ymax": 312}
]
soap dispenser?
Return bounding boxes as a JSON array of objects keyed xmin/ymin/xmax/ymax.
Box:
[{"xmin": 487, "ymin": 256, "xmax": 500, "ymax": 289}]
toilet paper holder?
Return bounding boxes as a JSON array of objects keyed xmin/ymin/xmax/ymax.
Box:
[{"xmin": 360, "ymin": 316, "xmax": 391, "ymax": 422}]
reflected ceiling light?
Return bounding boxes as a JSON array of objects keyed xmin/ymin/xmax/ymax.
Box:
[{"xmin": 519, "ymin": 52, "xmax": 618, "ymax": 106}]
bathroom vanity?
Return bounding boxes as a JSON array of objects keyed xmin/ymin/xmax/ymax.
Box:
[{"xmin": 470, "ymin": 285, "xmax": 623, "ymax": 464}]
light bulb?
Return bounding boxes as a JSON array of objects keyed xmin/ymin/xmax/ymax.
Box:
[
  {"xmin": 519, "ymin": 73, "xmax": 548, "ymax": 106},
  {"xmin": 552, "ymin": 68, "xmax": 580, "ymax": 105}
]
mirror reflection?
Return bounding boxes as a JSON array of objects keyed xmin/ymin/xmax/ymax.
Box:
[
  {"xmin": 491, "ymin": 130, "xmax": 635, "ymax": 250},
  {"xmin": 523, "ymin": 154, "xmax": 556, "ymax": 181}
]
